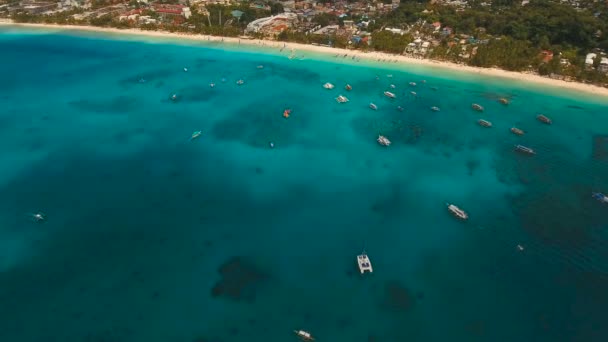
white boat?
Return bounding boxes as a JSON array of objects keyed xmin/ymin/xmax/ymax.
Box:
[
  {"xmin": 592, "ymin": 192, "xmax": 608, "ymax": 203},
  {"xmin": 269, "ymin": 142, "xmax": 275, "ymax": 148},
  {"xmin": 335, "ymin": 95, "xmax": 349, "ymax": 103},
  {"xmin": 510, "ymin": 127, "xmax": 524, "ymax": 135},
  {"xmin": 409, "ymin": 82, "xmax": 416, "ymax": 86},
  {"xmin": 170, "ymin": 94, "xmax": 178, "ymax": 101},
  {"xmin": 209, "ymin": 83, "xmax": 215, "ymax": 88},
  {"xmin": 472, "ymin": 103, "xmax": 484, "ymax": 111},
  {"xmin": 410, "ymin": 91, "xmax": 417, "ymax": 96},
  {"xmin": 183, "ymin": 67, "xmax": 188, "ymax": 72},
  {"xmin": 515, "ymin": 145, "xmax": 535, "ymax": 155},
  {"xmin": 377, "ymin": 135, "xmax": 391, "ymax": 146},
  {"xmin": 236, "ymin": 79, "xmax": 245, "ymax": 85},
  {"xmin": 294, "ymin": 330, "xmax": 314, "ymax": 341},
  {"xmin": 257, "ymin": 65, "xmax": 264, "ymax": 69},
  {"xmin": 384, "ymin": 91, "xmax": 396, "ymax": 99},
  {"xmin": 430, "ymin": 106, "xmax": 440, "ymax": 112},
  {"xmin": 30, "ymin": 212, "xmax": 46, "ymax": 222},
  {"xmin": 357, "ymin": 252, "xmax": 373, "ymax": 274},
  {"xmin": 323, "ymin": 82, "xmax": 335, "ymax": 89},
  {"xmin": 447, "ymin": 203, "xmax": 468, "ymax": 220},
  {"xmin": 389, "ymin": 84, "xmax": 396, "ymax": 89},
  {"xmin": 190, "ymin": 131, "xmax": 202, "ymax": 141},
  {"xmin": 369, "ymin": 103, "xmax": 378, "ymax": 110},
  {"xmin": 517, "ymin": 244, "xmax": 525, "ymax": 251}
]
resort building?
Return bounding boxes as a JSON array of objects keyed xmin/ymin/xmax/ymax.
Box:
[{"xmin": 245, "ymin": 12, "xmax": 298, "ymax": 34}]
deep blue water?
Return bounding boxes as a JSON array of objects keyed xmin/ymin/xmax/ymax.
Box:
[{"xmin": 1, "ymin": 26, "xmax": 608, "ymax": 342}]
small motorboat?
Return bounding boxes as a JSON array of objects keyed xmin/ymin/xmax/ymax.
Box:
[
  {"xmin": 190, "ymin": 131, "xmax": 202, "ymax": 141},
  {"xmin": 283, "ymin": 109, "xmax": 291, "ymax": 118},
  {"xmin": 409, "ymin": 82, "xmax": 416, "ymax": 87},
  {"xmin": 377, "ymin": 135, "xmax": 391, "ymax": 146},
  {"xmin": 410, "ymin": 91, "xmax": 417, "ymax": 96},
  {"xmin": 515, "ymin": 144, "xmax": 536, "ymax": 155},
  {"xmin": 472, "ymin": 103, "xmax": 484, "ymax": 112},
  {"xmin": 384, "ymin": 91, "xmax": 396, "ymax": 99},
  {"xmin": 170, "ymin": 94, "xmax": 178, "ymax": 101},
  {"xmin": 323, "ymin": 82, "xmax": 335, "ymax": 89},
  {"xmin": 517, "ymin": 244, "xmax": 525, "ymax": 251},
  {"xmin": 447, "ymin": 203, "xmax": 468, "ymax": 220},
  {"xmin": 389, "ymin": 84, "xmax": 396, "ymax": 89},
  {"xmin": 236, "ymin": 79, "xmax": 245, "ymax": 85},
  {"xmin": 357, "ymin": 251, "xmax": 373, "ymax": 274},
  {"xmin": 430, "ymin": 106, "xmax": 440, "ymax": 112},
  {"xmin": 256, "ymin": 65, "xmax": 264, "ymax": 69},
  {"xmin": 369, "ymin": 103, "xmax": 378, "ymax": 110},
  {"xmin": 335, "ymin": 95, "xmax": 349, "ymax": 103},
  {"xmin": 30, "ymin": 212, "xmax": 46, "ymax": 222},
  {"xmin": 345, "ymin": 84, "xmax": 352, "ymax": 91},
  {"xmin": 537, "ymin": 114, "xmax": 552, "ymax": 125},
  {"xmin": 499, "ymin": 98, "xmax": 509, "ymax": 105},
  {"xmin": 209, "ymin": 83, "xmax": 215, "ymax": 88},
  {"xmin": 183, "ymin": 67, "xmax": 188, "ymax": 72},
  {"xmin": 510, "ymin": 127, "xmax": 524, "ymax": 135},
  {"xmin": 592, "ymin": 192, "xmax": 608, "ymax": 203},
  {"xmin": 294, "ymin": 330, "xmax": 314, "ymax": 341},
  {"xmin": 269, "ymin": 142, "xmax": 275, "ymax": 148},
  {"xmin": 478, "ymin": 119, "xmax": 492, "ymax": 127}
]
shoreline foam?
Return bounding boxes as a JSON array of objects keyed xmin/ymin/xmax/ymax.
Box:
[{"xmin": 2, "ymin": 21, "xmax": 608, "ymax": 100}]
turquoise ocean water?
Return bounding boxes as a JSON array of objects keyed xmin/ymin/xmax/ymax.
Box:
[{"xmin": 1, "ymin": 26, "xmax": 608, "ymax": 342}]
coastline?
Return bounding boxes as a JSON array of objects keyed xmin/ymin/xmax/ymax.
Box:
[{"xmin": 2, "ymin": 21, "xmax": 608, "ymax": 98}]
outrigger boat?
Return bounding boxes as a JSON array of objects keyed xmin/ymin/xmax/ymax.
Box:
[
  {"xmin": 294, "ymin": 330, "xmax": 314, "ymax": 341},
  {"xmin": 236, "ymin": 79, "xmax": 245, "ymax": 85},
  {"xmin": 323, "ymin": 82, "xmax": 335, "ymax": 89},
  {"xmin": 510, "ymin": 127, "xmax": 524, "ymax": 135},
  {"xmin": 447, "ymin": 203, "xmax": 468, "ymax": 220},
  {"xmin": 515, "ymin": 144, "xmax": 536, "ymax": 155},
  {"xmin": 369, "ymin": 103, "xmax": 378, "ymax": 110},
  {"xmin": 345, "ymin": 84, "xmax": 352, "ymax": 91},
  {"xmin": 478, "ymin": 119, "xmax": 492, "ymax": 127},
  {"xmin": 384, "ymin": 91, "xmax": 396, "ymax": 99},
  {"xmin": 430, "ymin": 106, "xmax": 440, "ymax": 112},
  {"xmin": 357, "ymin": 251, "xmax": 373, "ymax": 274},
  {"xmin": 537, "ymin": 114, "xmax": 552, "ymax": 125},
  {"xmin": 335, "ymin": 95, "xmax": 349, "ymax": 103},
  {"xmin": 499, "ymin": 98, "xmax": 509, "ymax": 105},
  {"xmin": 592, "ymin": 192, "xmax": 608, "ymax": 203},
  {"xmin": 190, "ymin": 131, "xmax": 202, "ymax": 141},
  {"xmin": 377, "ymin": 135, "xmax": 391, "ymax": 146},
  {"xmin": 472, "ymin": 103, "xmax": 484, "ymax": 112}
]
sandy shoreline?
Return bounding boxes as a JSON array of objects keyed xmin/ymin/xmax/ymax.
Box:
[{"xmin": 2, "ymin": 21, "xmax": 608, "ymax": 98}]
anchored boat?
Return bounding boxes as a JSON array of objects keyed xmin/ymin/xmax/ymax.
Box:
[
  {"xmin": 377, "ymin": 135, "xmax": 391, "ymax": 146},
  {"xmin": 515, "ymin": 144, "xmax": 536, "ymax": 155},
  {"xmin": 472, "ymin": 103, "xmax": 484, "ymax": 112},
  {"xmin": 369, "ymin": 103, "xmax": 378, "ymax": 110},
  {"xmin": 384, "ymin": 91, "xmax": 396, "ymax": 99},
  {"xmin": 478, "ymin": 119, "xmax": 492, "ymax": 127},
  {"xmin": 190, "ymin": 131, "xmax": 202, "ymax": 141},
  {"xmin": 409, "ymin": 82, "xmax": 417, "ymax": 87},
  {"xmin": 345, "ymin": 84, "xmax": 352, "ymax": 91},
  {"xmin": 537, "ymin": 114, "xmax": 552, "ymax": 125},
  {"xmin": 323, "ymin": 82, "xmax": 335, "ymax": 89},
  {"xmin": 335, "ymin": 95, "xmax": 349, "ymax": 103},
  {"xmin": 430, "ymin": 106, "xmax": 440, "ymax": 112},
  {"xmin": 447, "ymin": 203, "xmax": 468, "ymax": 220},
  {"xmin": 236, "ymin": 79, "xmax": 245, "ymax": 85},
  {"xmin": 294, "ymin": 330, "xmax": 314, "ymax": 341},
  {"xmin": 357, "ymin": 251, "xmax": 373, "ymax": 274},
  {"xmin": 499, "ymin": 98, "xmax": 509, "ymax": 105},
  {"xmin": 510, "ymin": 127, "xmax": 524, "ymax": 135},
  {"xmin": 283, "ymin": 109, "xmax": 291, "ymax": 118}
]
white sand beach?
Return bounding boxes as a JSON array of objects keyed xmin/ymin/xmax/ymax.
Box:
[{"xmin": 2, "ymin": 21, "xmax": 608, "ymax": 98}]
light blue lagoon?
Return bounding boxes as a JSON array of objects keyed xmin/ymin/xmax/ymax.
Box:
[{"xmin": 1, "ymin": 26, "xmax": 608, "ymax": 342}]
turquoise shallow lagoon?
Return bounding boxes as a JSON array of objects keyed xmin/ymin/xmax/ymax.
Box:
[{"xmin": 1, "ymin": 27, "xmax": 608, "ymax": 342}]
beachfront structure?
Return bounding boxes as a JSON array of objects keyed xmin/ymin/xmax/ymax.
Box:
[{"xmin": 245, "ymin": 12, "xmax": 298, "ymax": 34}]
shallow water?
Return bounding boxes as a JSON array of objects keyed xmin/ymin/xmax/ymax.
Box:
[{"xmin": 1, "ymin": 28, "xmax": 608, "ymax": 342}]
